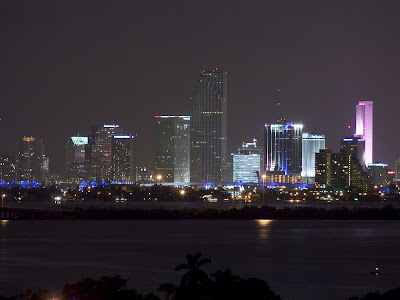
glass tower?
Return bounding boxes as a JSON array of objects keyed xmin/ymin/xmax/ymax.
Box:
[
  {"xmin": 190, "ymin": 69, "xmax": 227, "ymax": 183},
  {"xmin": 16, "ymin": 137, "xmax": 45, "ymax": 181},
  {"xmin": 355, "ymin": 100, "xmax": 373, "ymax": 166},
  {"xmin": 155, "ymin": 116, "xmax": 190, "ymax": 183},
  {"xmin": 301, "ymin": 133, "xmax": 325, "ymax": 178},
  {"xmin": 89, "ymin": 124, "xmax": 124, "ymax": 181},
  {"xmin": 111, "ymin": 135, "xmax": 136, "ymax": 183},
  {"xmin": 264, "ymin": 122, "xmax": 303, "ymax": 175}
]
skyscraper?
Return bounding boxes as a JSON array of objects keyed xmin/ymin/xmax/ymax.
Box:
[
  {"xmin": 395, "ymin": 157, "xmax": 400, "ymax": 183},
  {"xmin": 65, "ymin": 136, "xmax": 89, "ymax": 183},
  {"xmin": 16, "ymin": 137, "xmax": 45, "ymax": 181},
  {"xmin": 111, "ymin": 135, "xmax": 136, "ymax": 183},
  {"xmin": 190, "ymin": 69, "xmax": 227, "ymax": 183},
  {"xmin": 264, "ymin": 121, "xmax": 303, "ymax": 175},
  {"xmin": 340, "ymin": 137, "xmax": 365, "ymax": 168},
  {"xmin": 0, "ymin": 152, "xmax": 16, "ymax": 182},
  {"xmin": 354, "ymin": 100, "xmax": 373, "ymax": 166},
  {"xmin": 301, "ymin": 133, "xmax": 325, "ymax": 180},
  {"xmin": 155, "ymin": 116, "xmax": 190, "ymax": 183},
  {"xmin": 232, "ymin": 139, "xmax": 263, "ymax": 183},
  {"xmin": 89, "ymin": 124, "xmax": 124, "ymax": 181}
]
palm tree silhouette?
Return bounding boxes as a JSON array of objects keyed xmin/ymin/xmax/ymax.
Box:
[{"xmin": 174, "ymin": 252, "xmax": 211, "ymax": 287}]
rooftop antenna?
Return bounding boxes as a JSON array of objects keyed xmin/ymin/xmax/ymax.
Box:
[{"xmin": 276, "ymin": 89, "xmax": 284, "ymax": 123}]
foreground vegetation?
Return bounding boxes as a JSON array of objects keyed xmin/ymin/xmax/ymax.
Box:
[{"xmin": 1, "ymin": 253, "xmax": 399, "ymax": 300}]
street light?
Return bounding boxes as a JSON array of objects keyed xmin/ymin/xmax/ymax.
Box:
[
  {"xmin": 156, "ymin": 175, "xmax": 162, "ymax": 185},
  {"xmin": 1, "ymin": 194, "xmax": 6, "ymax": 208},
  {"xmin": 262, "ymin": 175, "xmax": 266, "ymax": 206}
]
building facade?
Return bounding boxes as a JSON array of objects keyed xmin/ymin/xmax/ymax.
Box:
[
  {"xmin": 65, "ymin": 136, "xmax": 89, "ymax": 183},
  {"xmin": 89, "ymin": 124, "xmax": 124, "ymax": 181},
  {"xmin": 395, "ymin": 158, "xmax": 400, "ymax": 183},
  {"xmin": 340, "ymin": 137, "xmax": 365, "ymax": 168},
  {"xmin": 354, "ymin": 100, "xmax": 373, "ymax": 167},
  {"xmin": 155, "ymin": 116, "xmax": 190, "ymax": 183},
  {"xmin": 232, "ymin": 139, "xmax": 263, "ymax": 183},
  {"xmin": 0, "ymin": 152, "xmax": 16, "ymax": 182},
  {"xmin": 111, "ymin": 135, "xmax": 136, "ymax": 183},
  {"xmin": 190, "ymin": 69, "xmax": 227, "ymax": 183},
  {"xmin": 301, "ymin": 133, "xmax": 325, "ymax": 180},
  {"xmin": 367, "ymin": 163, "xmax": 388, "ymax": 187},
  {"xmin": 315, "ymin": 149, "xmax": 370, "ymax": 191},
  {"xmin": 16, "ymin": 137, "xmax": 45, "ymax": 182},
  {"xmin": 264, "ymin": 121, "xmax": 303, "ymax": 175}
]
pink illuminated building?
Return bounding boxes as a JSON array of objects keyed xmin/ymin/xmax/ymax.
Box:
[{"xmin": 354, "ymin": 101, "xmax": 373, "ymax": 167}]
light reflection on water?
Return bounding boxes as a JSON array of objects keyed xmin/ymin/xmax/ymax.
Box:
[
  {"xmin": 255, "ymin": 219, "xmax": 273, "ymax": 239},
  {"xmin": 0, "ymin": 220, "xmax": 9, "ymax": 226}
]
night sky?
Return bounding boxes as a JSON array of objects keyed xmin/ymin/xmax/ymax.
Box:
[{"xmin": 1, "ymin": 0, "xmax": 400, "ymax": 172}]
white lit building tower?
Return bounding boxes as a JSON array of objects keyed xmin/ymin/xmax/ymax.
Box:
[{"xmin": 301, "ymin": 133, "xmax": 325, "ymax": 181}]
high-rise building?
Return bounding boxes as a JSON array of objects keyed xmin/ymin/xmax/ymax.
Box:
[
  {"xmin": 0, "ymin": 152, "xmax": 16, "ymax": 182},
  {"xmin": 301, "ymin": 133, "xmax": 325, "ymax": 180},
  {"xmin": 264, "ymin": 121, "xmax": 303, "ymax": 175},
  {"xmin": 155, "ymin": 116, "xmax": 190, "ymax": 183},
  {"xmin": 111, "ymin": 135, "xmax": 136, "ymax": 183},
  {"xmin": 16, "ymin": 137, "xmax": 45, "ymax": 182},
  {"xmin": 367, "ymin": 163, "xmax": 388, "ymax": 187},
  {"xmin": 232, "ymin": 139, "xmax": 263, "ymax": 183},
  {"xmin": 190, "ymin": 69, "xmax": 227, "ymax": 183},
  {"xmin": 65, "ymin": 136, "xmax": 89, "ymax": 183},
  {"xmin": 89, "ymin": 124, "xmax": 124, "ymax": 181},
  {"xmin": 354, "ymin": 100, "xmax": 373, "ymax": 166},
  {"xmin": 340, "ymin": 137, "xmax": 365, "ymax": 168},
  {"xmin": 395, "ymin": 158, "xmax": 400, "ymax": 183},
  {"xmin": 315, "ymin": 149, "xmax": 369, "ymax": 191}
]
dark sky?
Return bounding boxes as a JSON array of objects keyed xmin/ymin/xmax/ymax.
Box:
[{"xmin": 1, "ymin": 0, "xmax": 400, "ymax": 172}]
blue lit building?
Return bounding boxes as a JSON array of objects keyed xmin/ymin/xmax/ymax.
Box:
[
  {"xmin": 232, "ymin": 139, "xmax": 263, "ymax": 183},
  {"xmin": 264, "ymin": 121, "xmax": 303, "ymax": 175}
]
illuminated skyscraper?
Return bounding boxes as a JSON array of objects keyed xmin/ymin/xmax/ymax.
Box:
[
  {"xmin": 190, "ymin": 69, "xmax": 227, "ymax": 183},
  {"xmin": 155, "ymin": 116, "xmax": 190, "ymax": 183},
  {"xmin": 264, "ymin": 121, "xmax": 303, "ymax": 175},
  {"xmin": 16, "ymin": 137, "xmax": 45, "ymax": 181},
  {"xmin": 354, "ymin": 100, "xmax": 373, "ymax": 166},
  {"xmin": 65, "ymin": 136, "xmax": 89, "ymax": 183},
  {"xmin": 232, "ymin": 139, "xmax": 263, "ymax": 183},
  {"xmin": 111, "ymin": 135, "xmax": 136, "ymax": 182},
  {"xmin": 89, "ymin": 124, "xmax": 124, "ymax": 181},
  {"xmin": 301, "ymin": 133, "xmax": 325, "ymax": 180}
]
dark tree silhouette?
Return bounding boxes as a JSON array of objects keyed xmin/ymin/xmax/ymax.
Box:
[{"xmin": 174, "ymin": 252, "xmax": 211, "ymax": 287}]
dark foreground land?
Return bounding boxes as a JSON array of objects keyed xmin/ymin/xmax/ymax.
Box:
[
  {"xmin": 2, "ymin": 204, "xmax": 400, "ymax": 220},
  {"xmin": 0, "ymin": 252, "xmax": 399, "ymax": 300}
]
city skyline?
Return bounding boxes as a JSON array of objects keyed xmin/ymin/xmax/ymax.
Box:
[{"xmin": 1, "ymin": 1, "xmax": 399, "ymax": 172}]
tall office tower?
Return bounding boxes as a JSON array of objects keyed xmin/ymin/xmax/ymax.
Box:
[
  {"xmin": 65, "ymin": 136, "xmax": 89, "ymax": 183},
  {"xmin": 111, "ymin": 135, "xmax": 136, "ymax": 183},
  {"xmin": 89, "ymin": 124, "xmax": 124, "ymax": 181},
  {"xmin": 340, "ymin": 137, "xmax": 365, "ymax": 168},
  {"xmin": 395, "ymin": 158, "xmax": 400, "ymax": 182},
  {"xmin": 190, "ymin": 69, "xmax": 227, "ymax": 183},
  {"xmin": 315, "ymin": 149, "xmax": 369, "ymax": 191},
  {"xmin": 354, "ymin": 100, "xmax": 373, "ymax": 166},
  {"xmin": 155, "ymin": 116, "xmax": 190, "ymax": 183},
  {"xmin": 0, "ymin": 152, "xmax": 16, "ymax": 182},
  {"xmin": 16, "ymin": 137, "xmax": 45, "ymax": 181},
  {"xmin": 301, "ymin": 133, "xmax": 325, "ymax": 180},
  {"xmin": 232, "ymin": 139, "xmax": 262, "ymax": 183},
  {"xmin": 264, "ymin": 121, "xmax": 303, "ymax": 175}
]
